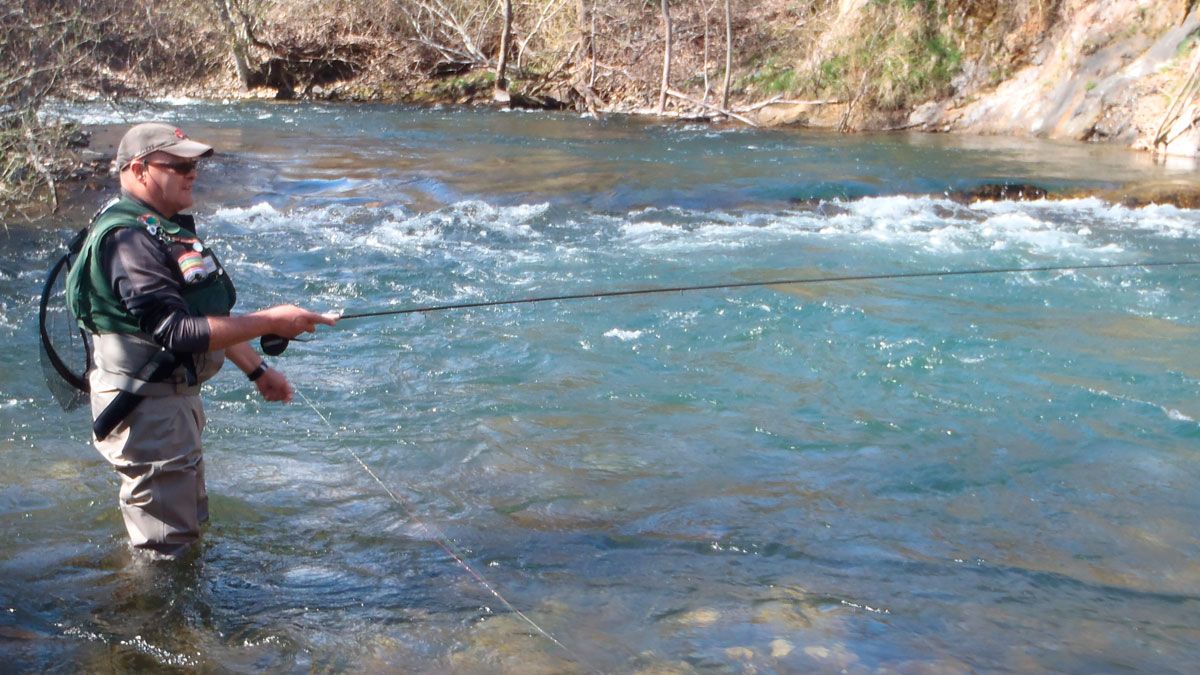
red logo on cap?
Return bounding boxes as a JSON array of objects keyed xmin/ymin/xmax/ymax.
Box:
[{"xmin": 174, "ymin": 128, "xmax": 186, "ymax": 139}]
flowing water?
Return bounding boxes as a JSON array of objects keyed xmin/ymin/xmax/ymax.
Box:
[{"xmin": 2, "ymin": 102, "xmax": 1200, "ymax": 672}]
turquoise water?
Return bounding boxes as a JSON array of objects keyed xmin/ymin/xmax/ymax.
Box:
[{"xmin": 2, "ymin": 103, "xmax": 1200, "ymax": 672}]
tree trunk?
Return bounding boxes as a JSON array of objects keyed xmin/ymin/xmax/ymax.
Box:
[
  {"xmin": 722, "ymin": 0, "xmax": 732, "ymax": 110},
  {"xmin": 212, "ymin": 0, "xmax": 259, "ymax": 90},
  {"xmin": 658, "ymin": 0, "xmax": 672, "ymax": 115},
  {"xmin": 571, "ymin": 0, "xmax": 599, "ymax": 113},
  {"xmin": 589, "ymin": 2, "xmax": 597, "ymax": 87},
  {"xmin": 494, "ymin": 0, "xmax": 513, "ymax": 102},
  {"xmin": 702, "ymin": 4, "xmax": 710, "ymax": 101},
  {"xmin": 575, "ymin": 0, "xmax": 593, "ymax": 84}
]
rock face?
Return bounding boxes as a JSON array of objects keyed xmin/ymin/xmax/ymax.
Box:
[
  {"xmin": 747, "ymin": 1, "xmax": 1200, "ymax": 159},
  {"xmin": 913, "ymin": 1, "xmax": 1200, "ymax": 157}
]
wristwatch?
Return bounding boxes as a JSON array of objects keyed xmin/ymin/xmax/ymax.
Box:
[{"xmin": 247, "ymin": 361, "xmax": 270, "ymax": 381}]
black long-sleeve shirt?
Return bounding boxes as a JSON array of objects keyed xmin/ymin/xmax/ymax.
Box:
[{"xmin": 99, "ymin": 225, "xmax": 212, "ymax": 353}]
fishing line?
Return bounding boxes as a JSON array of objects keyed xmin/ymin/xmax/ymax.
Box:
[
  {"xmin": 261, "ymin": 259, "xmax": 1200, "ymax": 354},
  {"xmin": 339, "ymin": 260, "xmax": 1200, "ymax": 320},
  {"xmin": 291, "ymin": 386, "xmax": 592, "ymax": 670}
]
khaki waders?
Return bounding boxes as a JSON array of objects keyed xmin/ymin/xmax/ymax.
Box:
[{"xmin": 88, "ymin": 334, "xmax": 224, "ymax": 557}]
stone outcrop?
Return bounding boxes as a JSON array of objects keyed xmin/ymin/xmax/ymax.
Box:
[{"xmin": 909, "ymin": 1, "xmax": 1200, "ymax": 158}]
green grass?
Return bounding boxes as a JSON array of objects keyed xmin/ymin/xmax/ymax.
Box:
[{"xmin": 742, "ymin": 58, "xmax": 800, "ymax": 96}]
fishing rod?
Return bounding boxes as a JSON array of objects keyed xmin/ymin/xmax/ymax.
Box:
[{"xmin": 260, "ymin": 259, "xmax": 1200, "ymax": 354}]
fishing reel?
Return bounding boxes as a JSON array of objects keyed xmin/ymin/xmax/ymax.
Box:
[{"xmin": 259, "ymin": 333, "xmax": 312, "ymax": 355}]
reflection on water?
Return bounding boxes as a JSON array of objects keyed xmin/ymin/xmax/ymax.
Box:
[{"xmin": 2, "ymin": 103, "xmax": 1200, "ymax": 672}]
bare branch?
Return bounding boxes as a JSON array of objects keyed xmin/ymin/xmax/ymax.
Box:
[
  {"xmin": 737, "ymin": 95, "xmax": 842, "ymax": 113},
  {"xmin": 516, "ymin": 0, "xmax": 569, "ymax": 68},
  {"xmin": 666, "ymin": 87, "xmax": 758, "ymax": 126}
]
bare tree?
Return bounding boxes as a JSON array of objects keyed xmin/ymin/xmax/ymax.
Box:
[
  {"xmin": 701, "ymin": 1, "xmax": 711, "ymax": 100},
  {"xmin": 657, "ymin": 0, "xmax": 672, "ymax": 115},
  {"xmin": 393, "ymin": 0, "xmax": 490, "ymax": 65},
  {"xmin": 570, "ymin": 0, "xmax": 599, "ymax": 112},
  {"xmin": 573, "ymin": 0, "xmax": 591, "ymax": 74},
  {"xmin": 212, "ymin": 0, "xmax": 261, "ymax": 89},
  {"xmin": 494, "ymin": 0, "xmax": 513, "ymax": 101},
  {"xmin": 1, "ymin": 0, "xmax": 115, "ymax": 216},
  {"xmin": 722, "ymin": 0, "xmax": 732, "ymax": 110},
  {"xmin": 516, "ymin": 0, "xmax": 570, "ymax": 69}
]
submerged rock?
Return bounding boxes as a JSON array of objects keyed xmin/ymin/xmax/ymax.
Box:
[
  {"xmin": 769, "ymin": 638, "xmax": 794, "ymax": 658},
  {"xmin": 802, "ymin": 642, "xmax": 859, "ymax": 669},
  {"xmin": 1097, "ymin": 178, "xmax": 1200, "ymax": 208},
  {"xmin": 905, "ymin": 178, "xmax": 1200, "ymax": 208},
  {"xmin": 947, "ymin": 183, "xmax": 1050, "ymax": 203},
  {"xmin": 449, "ymin": 613, "xmax": 582, "ymax": 674},
  {"xmin": 630, "ymin": 653, "xmax": 701, "ymax": 674},
  {"xmin": 724, "ymin": 645, "xmax": 756, "ymax": 661},
  {"xmin": 660, "ymin": 608, "xmax": 721, "ymax": 629}
]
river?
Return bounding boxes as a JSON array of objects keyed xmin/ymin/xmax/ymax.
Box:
[{"xmin": 2, "ymin": 102, "xmax": 1199, "ymax": 672}]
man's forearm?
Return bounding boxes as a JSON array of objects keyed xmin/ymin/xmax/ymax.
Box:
[
  {"xmin": 206, "ymin": 313, "xmax": 278, "ymax": 351},
  {"xmin": 224, "ymin": 340, "xmax": 261, "ymax": 373},
  {"xmin": 204, "ymin": 304, "xmax": 337, "ymax": 352}
]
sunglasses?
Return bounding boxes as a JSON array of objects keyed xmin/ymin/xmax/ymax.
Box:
[{"xmin": 142, "ymin": 159, "xmax": 200, "ymax": 175}]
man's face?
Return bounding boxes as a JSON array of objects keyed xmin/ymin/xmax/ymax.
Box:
[{"xmin": 132, "ymin": 151, "xmax": 200, "ymax": 216}]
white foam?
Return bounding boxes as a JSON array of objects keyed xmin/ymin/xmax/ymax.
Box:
[
  {"xmin": 356, "ymin": 201, "xmax": 548, "ymax": 255},
  {"xmin": 818, "ymin": 196, "xmax": 972, "ymax": 253},
  {"xmin": 619, "ymin": 212, "xmax": 823, "ymax": 253},
  {"xmin": 978, "ymin": 212, "xmax": 1089, "ymax": 254},
  {"xmin": 213, "ymin": 201, "xmax": 279, "ymax": 220},
  {"xmin": 798, "ymin": 195, "xmax": 1183, "ymax": 259},
  {"xmin": 212, "ymin": 202, "xmax": 358, "ymax": 250},
  {"xmin": 205, "ymin": 194, "xmax": 1196, "ymax": 292},
  {"xmin": 975, "ymin": 197, "xmax": 1200, "ymax": 239},
  {"xmin": 604, "ymin": 328, "xmax": 643, "ymax": 341},
  {"xmin": 1127, "ymin": 203, "xmax": 1200, "ymax": 239},
  {"xmin": 358, "ymin": 215, "xmax": 444, "ymax": 252},
  {"xmin": 39, "ymin": 98, "xmax": 217, "ymax": 126},
  {"xmin": 1085, "ymin": 386, "xmax": 1198, "ymax": 423},
  {"xmin": 1166, "ymin": 408, "xmax": 1195, "ymax": 422}
]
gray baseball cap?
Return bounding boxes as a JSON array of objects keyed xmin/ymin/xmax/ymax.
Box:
[{"xmin": 116, "ymin": 122, "xmax": 214, "ymax": 169}]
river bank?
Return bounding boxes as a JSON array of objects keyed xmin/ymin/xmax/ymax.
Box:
[
  {"xmin": 7, "ymin": 0, "xmax": 1200, "ymax": 219},
  {"xmin": 151, "ymin": 0, "xmax": 1200, "ymax": 158}
]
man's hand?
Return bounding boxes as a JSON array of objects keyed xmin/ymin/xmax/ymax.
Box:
[
  {"xmin": 208, "ymin": 305, "xmax": 339, "ymax": 351},
  {"xmin": 260, "ymin": 304, "xmax": 339, "ymax": 339},
  {"xmin": 254, "ymin": 366, "xmax": 293, "ymax": 403}
]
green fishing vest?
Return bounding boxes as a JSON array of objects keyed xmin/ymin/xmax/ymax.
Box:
[{"xmin": 66, "ymin": 196, "xmax": 237, "ymax": 335}]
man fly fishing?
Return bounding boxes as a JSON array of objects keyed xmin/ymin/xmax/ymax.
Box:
[{"xmin": 65, "ymin": 122, "xmax": 337, "ymax": 558}]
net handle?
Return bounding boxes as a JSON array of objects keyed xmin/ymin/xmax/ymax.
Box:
[{"xmin": 39, "ymin": 251, "xmax": 91, "ymax": 394}]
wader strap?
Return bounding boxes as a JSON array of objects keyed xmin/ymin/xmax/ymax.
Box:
[{"xmin": 93, "ymin": 349, "xmax": 181, "ymax": 441}]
